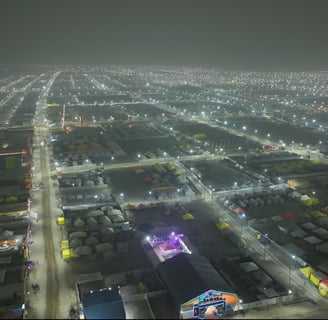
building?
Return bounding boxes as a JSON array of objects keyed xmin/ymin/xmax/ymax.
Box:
[
  {"xmin": 143, "ymin": 226, "xmax": 194, "ymax": 266},
  {"xmin": 156, "ymin": 252, "xmax": 238, "ymax": 319}
]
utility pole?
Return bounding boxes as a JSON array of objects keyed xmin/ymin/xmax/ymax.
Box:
[{"xmin": 62, "ymin": 104, "xmax": 66, "ymax": 129}]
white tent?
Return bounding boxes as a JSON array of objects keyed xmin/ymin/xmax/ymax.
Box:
[
  {"xmin": 0, "ymin": 230, "xmax": 14, "ymax": 240},
  {"xmin": 300, "ymin": 194, "xmax": 311, "ymax": 201}
]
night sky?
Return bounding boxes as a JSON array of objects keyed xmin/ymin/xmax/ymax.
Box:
[{"xmin": 0, "ymin": 0, "xmax": 327, "ymax": 71}]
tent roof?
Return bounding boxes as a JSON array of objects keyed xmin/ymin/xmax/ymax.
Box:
[
  {"xmin": 282, "ymin": 212, "xmax": 298, "ymax": 221},
  {"xmin": 233, "ymin": 207, "xmax": 245, "ymax": 214},
  {"xmin": 156, "ymin": 253, "xmax": 234, "ymax": 308},
  {"xmin": 182, "ymin": 213, "xmax": 194, "ymax": 220}
]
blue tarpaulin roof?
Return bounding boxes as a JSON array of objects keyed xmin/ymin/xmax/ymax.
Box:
[{"xmin": 82, "ymin": 287, "xmax": 126, "ymax": 319}]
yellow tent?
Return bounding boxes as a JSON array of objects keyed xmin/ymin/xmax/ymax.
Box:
[
  {"xmin": 299, "ymin": 266, "xmax": 314, "ymax": 278},
  {"xmin": 216, "ymin": 222, "xmax": 229, "ymax": 230},
  {"xmin": 62, "ymin": 248, "xmax": 74, "ymax": 259},
  {"xmin": 310, "ymin": 210, "xmax": 326, "ymax": 218},
  {"xmin": 182, "ymin": 213, "xmax": 194, "ymax": 221},
  {"xmin": 303, "ymin": 198, "xmax": 320, "ymax": 206},
  {"xmin": 192, "ymin": 133, "xmax": 207, "ymax": 139},
  {"xmin": 6, "ymin": 196, "xmax": 18, "ymax": 203},
  {"xmin": 57, "ymin": 216, "xmax": 65, "ymax": 225}
]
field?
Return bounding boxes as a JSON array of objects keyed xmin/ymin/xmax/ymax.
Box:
[
  {"xmin": 184, "ymin": 159, "xmax": 257, "ymax": 191},
  {"xmin": 117, "ymin": 137, "xmax": 185, "ymax": 159},
  {"xmin": 106, "ymin": 163, "xmax": 189, "ymax": 203},
  {"xmin": 174, "ymin": 121, "xmax": 261, "ymax": 152},
  {"xmin": 229, "ymin": 116, "xmax": 327, "ymax": 146},
  {"xmin": 106, "ymin": 167, "xmax": 153, "ymax": 202},
  {"xmin": 52, "ymin": 123, "xmax": 205, "ymax": 164}
]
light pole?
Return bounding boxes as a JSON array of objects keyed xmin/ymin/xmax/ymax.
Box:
[
  {"xmin": 237, "ymin": 299, "xmax": 243, "ymax": 315},
  {"xmin": 240, "ymin": 213, "xmax": 246, "ymax": 237},
  {"xmin": 286, "ymin": 289, "xmax": 293, "ymax": 305},
  {"xmin": 263, "ymin": 243, "xmax": 267, "ymax": 260},
  {"xmin": 288, "ymin": 255, "xmax": 296, "ymax": 287},
  {"xmin": 208, "ymin": 185, "xmax": 214, "ymax": 200},
  {"xmin": 262, "ymin": 233, "xmax": 269, "ymax": 260},
  {"xmin": 120, "ymin": 193, "xmax": 125, "ymax": 213},
  {"xmin": 223, "ymin": 200, "xmax": 229, "ymax": 220}
]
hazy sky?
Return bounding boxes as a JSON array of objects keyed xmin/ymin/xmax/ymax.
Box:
[{"xmin": 0, "ymin": 0, "xmax": 327, "ymax": 71}]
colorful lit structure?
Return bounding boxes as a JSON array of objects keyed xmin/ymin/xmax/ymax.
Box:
[{"xmin": 145, "ymin": 229, "xmax": 192, "ymax": 262}]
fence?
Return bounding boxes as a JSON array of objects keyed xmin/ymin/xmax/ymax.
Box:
[{"xmin": 234, "ymin": 293, "xmax": 295, "ymax": 312}]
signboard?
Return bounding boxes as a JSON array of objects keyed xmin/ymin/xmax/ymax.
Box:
[{"xmin": 192, "ymin": 290, "xmax": 231, "ymax": 319}]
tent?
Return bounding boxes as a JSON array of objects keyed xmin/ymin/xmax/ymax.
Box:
[
  {"xmin": 216, "ymin": 222, "xmax": 229, "ymax": 231},
  {"xmin": 233, "ymin": 207, "xmax": 245, "ymax": 214},
  {"xmin": 182, "ymin": 213, "xmax": 194, "ymax": 221},
  {"xmin": 282, "ymin": 212, "xmax": 298, "ymax": 221}
]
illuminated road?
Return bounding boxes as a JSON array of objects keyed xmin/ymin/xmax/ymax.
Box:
[
  {"xmin": 55, "ymin": 153, "xmax": 221, "ymax": 174},
  {"xmin": 27, "ymin": 71, "xmax": 78, "ymax": 319},
  {"xmin": 40, "ymin": 126, "xmax": 60, "ymax": 318}
]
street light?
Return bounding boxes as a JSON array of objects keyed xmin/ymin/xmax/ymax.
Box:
[
  {"xmin": 288, "ymin": 255, "xmax": 296, "ymax": 287},
  {"xmin": 262, "ymin": 234, "xmax": 269, "ymax": 260},
  {"xmin": 237, "ymin": 299, "xmax": 243, "ymax": 315},
  {"xmin": 287, "ymin": 289, "xmax": 293, "ymax": 305},
  {"xmin": 120, "ymin": 193, "xmax": 125, "ymax": 211},
  {"xmin": 240, "ymin": 213, "xmax": 246, "ymax": 236}
]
